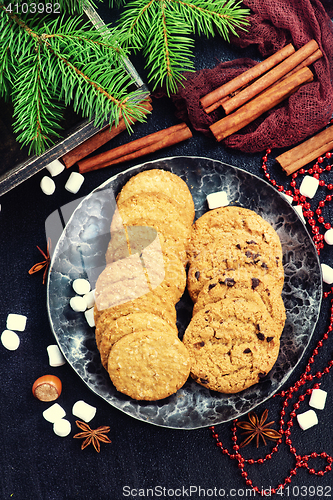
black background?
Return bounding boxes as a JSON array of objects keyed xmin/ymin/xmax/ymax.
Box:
[{"xmin": 0, "ymin": 3, "xmax": 332, "ymax": 499}]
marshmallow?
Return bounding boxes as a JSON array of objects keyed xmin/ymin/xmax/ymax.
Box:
[
  {"xmin": 70, "ymin": 296, "xmax": 87, "ymax": 312},
  {"xmin": 65, "ymin": 172, "xmax": 84, "ymax": 194},
  {"xmin": 294, "ymin": 204, "xmax": 306, "ymax": 224},
  {"xmin": 207, "ymin": 191, "xmax": 228, "ymax": 210},
  {"xmin": 45, "ymin": 159, "xmax": 65, "ymax": 177},
  {"xmin": 47, "ymin": 344, "xmax": 66, "ymax": 367},
  {"xmin": 43, "ymin": 403, "xmax": 66, "ymax": 423},
  {"xmin": 83, "ymin": 289, "xmax": 95, "ymax": 309},
  {"xmin": 321, "ymin": 263, "xmax": 333, "ymax": 285},
  {"xmin": 1, "ymin": 330, "xmax": 20, "ymax": 351},
  {"xmin": 6, "ymin": 313, "xmax": 27, "ymax": 332},
  {"xmin": 72, "ymin": 400, "xmax": 96, "ymax": 422},
  {"xmin": 84, "ymin": 308, "xmax": 95, "ymax": 328},
  {"xmin": 72, "ymin": 278, "xmax": 91, "ymax": 296},
  {"xmin": 309, "ymin": 388, "xmax": 327, "ymax": 410},
  {"xmin": 297, "ymin": 409, "xmax": 318, "ymax": 431},
  {"xmin": 299, "ymin": 175, "xmax": 319, "ymax": 199},
  {"xmin": 53, "ymin": 418, "xmax": 71, "ymax": 437},
  {"xmin": 324, "ymin": 228, "xmax": 333, "ymax": 245},
  {"xmin": 40, "ymin": 176, "xmax": 56, "ymax": 195}
]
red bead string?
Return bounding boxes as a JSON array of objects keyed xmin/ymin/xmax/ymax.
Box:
[
  {"xmin": 209, "ymin": 147, "xmax": 333, "ymax": 496},
  {"xmin": 261, "ymin": 148, "xmax": 332, "ymax": 256}
]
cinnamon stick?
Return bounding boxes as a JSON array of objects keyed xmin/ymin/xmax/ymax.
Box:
[
  {"xmin": 61, "ymin": 99, "xmax": 152, "ymax": 168},
  {"xmin": 78, "ymin": 123, "xmax": 192, "ymax": 173},
  {"xmin": 276, "ymin": 125, "xmax": 333, "ymax": 175},
  {"xmin": 200, "ymin": 43, "xmax": 296, "ymax": 113},
  {"xmin": 209, "ymin": 67, "xmax": 314, "ymax": 142},
  {"xmin": 221, "ymin": 40, "xmax": 319, "ymax": 116}
]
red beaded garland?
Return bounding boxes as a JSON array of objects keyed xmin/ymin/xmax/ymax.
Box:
[
  {"xmin": 209, "ymin": 146, "xmax": 333, "ymax": 496},
  {"xmin": 261, "ymin": 148, "xmax": 333, "ymax": 255}
]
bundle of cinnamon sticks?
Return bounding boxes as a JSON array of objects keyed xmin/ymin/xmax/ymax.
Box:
[
  {"xmin": 201, "ymin": 40, "xmax": 322, "ymax": 143},
  {"xmin": 77, "ymin": 122, "xmax": 192, "ymax": 174},
  {"xmin": 276, "ymin": 124, "xmax": 333, "ymax": 175}
]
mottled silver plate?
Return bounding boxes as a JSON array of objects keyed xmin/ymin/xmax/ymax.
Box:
[{"xmin": 47, "ymin": 156, "xmax": 322, "ymax": 429}]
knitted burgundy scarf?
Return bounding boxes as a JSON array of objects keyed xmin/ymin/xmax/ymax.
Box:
[{"xmin": 167, "ymin": 0, "xmax": 333, "ymax": 153}]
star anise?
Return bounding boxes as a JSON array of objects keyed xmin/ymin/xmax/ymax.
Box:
[
  {"xmin": 28, "ymin": 238, "xmax": 51, "ymax": 285},
  {"xmin": 236, "ymin": 409, "xmax": 282, "ymax": 448},
  {"xmin": 73, "ymin": 420, "xmax": 112, "ymax": 452}
]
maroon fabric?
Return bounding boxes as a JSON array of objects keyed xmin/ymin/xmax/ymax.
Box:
[{"xmin": 167, "ymin": 0, "xmax": 333, "ymax": 153}]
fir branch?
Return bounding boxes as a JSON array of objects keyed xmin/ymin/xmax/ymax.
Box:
[
  {"xmin": 11, "ymin": 45, "xmax": 64, "ymax": 155},
  {"xmin": 0, "ymin": 3, "xmax": 148, "ymax": 155},
  {"xmin": 175, "ymin": 0, "xmax": 250, "ymax": 41},
  {"xmin": 115, "ymin": 0, "xmax": 250, "ymax": 94}
]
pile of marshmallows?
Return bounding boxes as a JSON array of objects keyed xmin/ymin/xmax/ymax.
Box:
[
  {"xmin": 40, "ymin": 159, "xmax": 84, "ymax": 196},
  {"xmin": 297, "ymin": 388, "xmax": 327, "ymax": 431},
  {"xmin": 1, "ymin": 276, "xmax": 98, "ymax": 440},
  {"xmin": 70, "ymin": 278, "xmax": 95, "ymax": 328},
  {"xmin": 44, "ymin": 399, "xmax": 97, "ymax": 438}
]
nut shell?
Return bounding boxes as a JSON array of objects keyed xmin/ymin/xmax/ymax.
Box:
[{"xmin": 32, "ymin": 375, "xmax": 62, "ymax": 402}]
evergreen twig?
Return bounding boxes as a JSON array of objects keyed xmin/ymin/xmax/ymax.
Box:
[
  {"xmin": 114, "ymin": 0, "xmax": 250, "ymax": 94},
  {"xmin": 0, "ymin": 1, "xmax": 148, "ymax": 155}
]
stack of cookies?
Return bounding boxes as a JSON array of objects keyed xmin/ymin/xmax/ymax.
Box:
[
  {"xmin": 94, "ymin": 169, "xmax": 195, "ymax": 400},
  {"xmin": 183, "ymin": 206, "xmax": 286, "ymax": 394}
]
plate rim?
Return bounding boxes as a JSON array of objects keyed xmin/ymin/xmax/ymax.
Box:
[{"xmin": 47, "ymin": 155, "xmax": 323, "ymax": 429}]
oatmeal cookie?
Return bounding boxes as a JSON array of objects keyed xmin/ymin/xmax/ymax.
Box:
[
  {"xmin": 193, "ymin": 268, "xmax": 286, "ymax": 331},
  {"xmin": 98, "ymin": 312, "xmax": 178, "ymax": 369},
  {"xmin": 183, "ymin": 296, "xmax": 281, "ymax": 393},
  {"xmin": 110, "ymin": 192, "xmax": 192, "ymax": 242},
  {"xmin": 187, "ymin": 230, "xmax": 284, "ymax": 301},
  {"xmin": 108, "ymin": 331, "xmax": 191, "ymax": 400},
  {"xmin": 187, "ymin": 206, "xmax": 283, "ymax": 262},
  {"xmin": 94, "ymin": 290, "xmax": 177, "ymax": 344},
  {"xmin": 116, "ymin": 169, "xmax": 195, "ymax": 226}
]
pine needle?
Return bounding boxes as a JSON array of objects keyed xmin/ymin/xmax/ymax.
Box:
[{"xmin": 0, "ymin": 2, "xmax": 148, "ymax": 155}]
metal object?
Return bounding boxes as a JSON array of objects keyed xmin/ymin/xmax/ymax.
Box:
[{"xmin": 0, "ymin": 4, "xmax": 147, "ymax": 196}]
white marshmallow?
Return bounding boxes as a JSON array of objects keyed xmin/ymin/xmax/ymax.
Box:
[
  {"xmin": 297, "ymin": 409, "xmax": 318, "ymax": 431},
  {"xmin": 324, "ymin": 228, "xmax": 333, "ymax": 245},
  {"xmin": 72, "ymin": 278, "xmax": 91, "ymax": 296},
  {"xmin": 1, "ymin": 330, "xmax": 20, "ymax": 351},
  {"xmin": 45, "ymin": 159, "xmax": 65, "ymax": 177},
  {"xmin": 294, "ymin": 204, "xmax": 306, "ymax": 224},
  {"xmin": 83, "ymin": 289, "xmax": 95, "ymax": 309},
  {"xmin": 321, "ymin": 263, "xmax": 333, "ymax": 285},
  {"xmin": 281, "ymin": 192, "xmax": 293, "ymax": 204},
  {"xmin": 299, "ymin": 175, "xmax": 319, "ymax": 199},
  {"xmin": 40, "ymin": 176, "xmax": 56, "ymax": 195},
  {"xmin": 72, "ymin": 400, "xmax": 96, "ymax": 422},
  {"xmin": 309, "ymin": 388, "xmax": 327, "ymax": 410},
  {"xmin": 43, "ymin": 403, "xmax": 66, "ymax": 423},
  {"xmin": 84, "ymin": 308, "xmax": 95, "ymax": 328},
  {"xmin": 70, "ymin": 296, "xmax": 87, "ymax": 312},
  {"xmin": 206, "ymin": 191, "xmax": 228, "ymax": 210},
  {"xmin": 65, "ymin": 172, "xmax": 84, "ymax": 194},
  {"xmin": 53, "ymin": 418, "xmax": 71, "ymax": 437},
  {"xmin": 6, "ymin": 313, "xmax": 27, "ymax": 332},
  {"xmin": 47, "ymin": 344, "xmax": 66, "ymax": 367}
]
